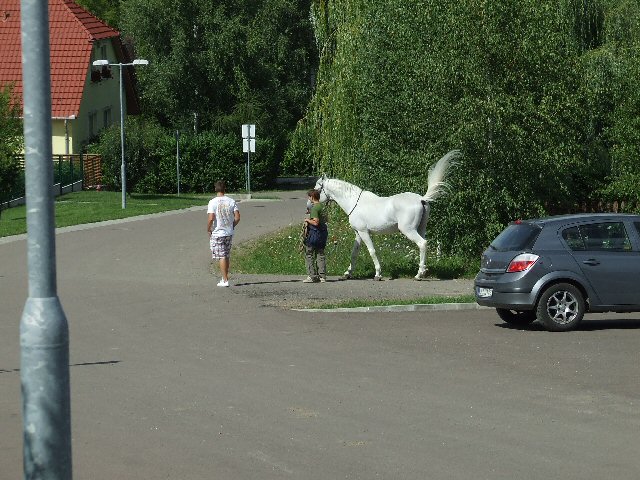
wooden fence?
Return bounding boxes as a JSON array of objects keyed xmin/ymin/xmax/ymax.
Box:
[
  {"xmin": 545, "ymin": 199, "xmax": 639, "ymax": 215},
  {"xmin": 1, "ymin": 154, "xmax": 103, "ymax": 209}
]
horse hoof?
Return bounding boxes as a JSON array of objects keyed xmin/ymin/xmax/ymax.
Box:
[
  {"xmin": 373, "ymin": 276, "xmax": 383, "ymax": 281},
  {"xmin": 415, "ymin": 271, "xmax": 428, "ymax": 280}
]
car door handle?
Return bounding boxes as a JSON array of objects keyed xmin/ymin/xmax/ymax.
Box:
[{"xmin": 583, "ymin": 259, "xmax": 600, "ymax": 266}]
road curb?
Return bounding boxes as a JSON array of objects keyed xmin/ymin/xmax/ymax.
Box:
[{"xmin": 294, "ymin": 302, "xmax": 489, "ymax": 313}]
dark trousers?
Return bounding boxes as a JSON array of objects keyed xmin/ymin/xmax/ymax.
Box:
[{"xmin": 304, "ymin": 245, "xmax": 326, "ymax": 278}]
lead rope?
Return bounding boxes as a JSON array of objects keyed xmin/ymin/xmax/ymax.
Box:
[{"xmin": 347, "ymin": 188, "xmax": 364, "ymax": 216}]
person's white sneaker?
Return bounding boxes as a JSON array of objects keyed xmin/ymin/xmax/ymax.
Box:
[
  {"xmin": 302, "ymin": 276, "xmax": 316, "ymax": 283},
  {"xmin": 217, "ymin": 279, "xmax": 229, "ymax": 287}
]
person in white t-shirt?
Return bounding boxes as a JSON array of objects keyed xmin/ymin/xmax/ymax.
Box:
[{"xmin": 207, "ymin": 181, "xmax": 240, "ymax": 287}]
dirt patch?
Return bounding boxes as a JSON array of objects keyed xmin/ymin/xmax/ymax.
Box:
[{"xmin": 224, "ymin": 274, "xmax": 474, "ymax": 309}]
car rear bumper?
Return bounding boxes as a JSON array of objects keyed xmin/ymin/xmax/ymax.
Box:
[
  {"xmin": 474, "ymin": 271, "xmax": 537, "ymax": 310},
  {"xmin": 474, "ymin": 289, "xmax": 537, "ymax": 310}
]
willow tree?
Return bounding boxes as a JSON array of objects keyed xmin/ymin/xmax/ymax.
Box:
[
  {"xmin": 292, "ymin": 0, "xmax": 640, "ymax": 254},
  {"xmin": 595, "ymin": 0, "xmax": 640, "ymax": 208}
]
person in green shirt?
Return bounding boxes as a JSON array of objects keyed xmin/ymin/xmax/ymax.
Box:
[{"xmin": 303, "ymin": 189, "xmax": 328, "ymax": 283}]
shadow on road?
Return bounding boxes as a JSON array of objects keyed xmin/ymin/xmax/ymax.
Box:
[
  {"xmin": 0, "ymin": 360, "xmax": 120, "ymax": 374},
  {"xmin": 496, "ymin": 318, "xmax": 640, "ymax": 332},
  {"xmin": 234, "ymin": 279, "xmax": 305, "ymax": 286}
]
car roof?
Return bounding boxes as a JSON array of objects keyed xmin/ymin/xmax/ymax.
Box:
[{"xmin": 517, "ymin": 213, "xmax": 640, "ymax": 227}]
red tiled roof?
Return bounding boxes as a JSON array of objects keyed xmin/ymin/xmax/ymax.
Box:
[{"xmin": 0, "ymin": 0, "xmax": 120, "ymax": 118}]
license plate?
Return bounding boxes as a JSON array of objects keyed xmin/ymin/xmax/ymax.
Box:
[{"xmin": 476, "ymin": 287, "xmax": 493, "ymax": 298}]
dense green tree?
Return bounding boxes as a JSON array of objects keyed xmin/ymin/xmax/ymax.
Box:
[
  {"xmin": 118, "ymin": 0, "xmax": 317, "ymax": 182},
  {"xmin": 75, "ymin": 0, "xmax": 121, "ymax": 28},
  {"xmin": 0, "ymin": 85, "xmax": 23, "ymax": 217}
]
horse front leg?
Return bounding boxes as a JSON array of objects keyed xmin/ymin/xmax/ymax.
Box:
[
  {"xmin": 342, "ymin": 231, "xmax": 362, "ymax": 279},
  {"xmin": 358, "ymin": 230, "xmax": 382, "ymax": 280}
]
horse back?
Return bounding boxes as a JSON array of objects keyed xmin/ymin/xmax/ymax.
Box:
[{"xmin": 350, "ymin": 192, "xmax": 425, "ymax": 232}]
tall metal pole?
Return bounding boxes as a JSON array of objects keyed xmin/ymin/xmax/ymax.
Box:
[
  {"xmin": 20, "ymin": 0, "xmax": 72, "ymax": 478},
  {"xmin": 176, "ymin": 130, "xmax": 181, "ymax": 196},
  {"xmin": 245, "ymin": 152, "xmax": 248, "ymax": 193},
  {"xmin": 119, "ymin": 65, "xmax": 126, "ymax": 209},
  {"xmin": 247, "ymin": 149, "xmax": 251, "ymax": 195}
]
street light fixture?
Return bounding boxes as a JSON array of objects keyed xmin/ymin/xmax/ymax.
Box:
[{"xmin": 92, "ymin": 58, "xmax": 149, "ymax": 208}]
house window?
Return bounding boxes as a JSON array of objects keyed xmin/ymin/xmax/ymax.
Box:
[
  {"xmin": 103, "ymin": 107, "xmax": 112, "ymax": 128},
  {"xmin": 91, "ymin": 42, "xmax": 108, "ymax": 64},
  {"xmin": 89, "ymin": 111, "xmax": 98, "ymax": 137}
]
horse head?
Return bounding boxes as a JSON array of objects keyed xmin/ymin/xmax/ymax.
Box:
[{"xmin": 314, "ymin": 174, "xmax": 331, "ymax": 203}]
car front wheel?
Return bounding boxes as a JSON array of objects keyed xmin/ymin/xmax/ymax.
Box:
[
  {"xmin": 496, "ymin": 308, "xmax": 536, "ymax": 326},
  {"xmin": 536, "ymin": 283, "xmax": 585, "ymax": 332}
]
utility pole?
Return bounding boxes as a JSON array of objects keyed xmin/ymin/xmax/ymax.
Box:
[{"xmin": 20, "ymin": 0, "xmax": 72, "ymax": 478}]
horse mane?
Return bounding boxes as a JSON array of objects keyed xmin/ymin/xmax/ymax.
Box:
[{"xmin": 326, "ymin": 178, "xmax": 363, "ymax": 197}]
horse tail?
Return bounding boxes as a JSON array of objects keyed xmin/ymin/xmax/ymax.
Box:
[{"xmin": 423, "ymin": 150, "xmax": 461, "ymax": 202}]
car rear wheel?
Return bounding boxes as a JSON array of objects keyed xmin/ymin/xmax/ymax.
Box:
[
  {"xmin": 496, "ymin": 308, "xmax": 536, "ymax": 326},
  {"xmin": 536, "ymin": 283, "xmax": 585, "ymax": 332}
]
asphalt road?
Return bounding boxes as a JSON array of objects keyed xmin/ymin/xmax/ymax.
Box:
[{"xmin": 1, "ymin": 191, "xmax": 639, "ymax": 479}]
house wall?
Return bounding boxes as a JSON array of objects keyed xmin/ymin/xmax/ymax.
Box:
[
  {"xmin": 73, "ymin": 38, "xmax": 124, "ymax": 153},
  {"xmin": 52, "ymin": 119, "xmax": 73, "ymax": 154}
]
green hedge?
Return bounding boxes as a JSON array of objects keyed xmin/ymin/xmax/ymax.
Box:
[{"xmin": 93, "ymin": 117, "xmax": 277, "ymax": 194}]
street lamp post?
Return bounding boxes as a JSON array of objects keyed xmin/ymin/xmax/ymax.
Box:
[{"xmin": 93, "ymin": 58, "xmax": 148, "ymax": 208}]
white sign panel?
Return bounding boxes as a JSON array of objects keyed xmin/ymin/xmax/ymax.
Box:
[
  {"xmin": 242, "ymin": 124, "xmax": 256, "ymax": 139},
  {"xmin": 243, "ymin": 138, "xmax": 256, "ymax": 153},
  {"xmin": 242, "ymin": 124, "xmax": 256, "ymax": 152}
]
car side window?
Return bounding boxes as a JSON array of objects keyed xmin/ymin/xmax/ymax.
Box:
[
  {"xmin": 562, "ymin": 226, "xmax": 585, "ymax": 251},
  {"xmin": 579, "ymin": 222, "xmax": 631, "ymax": 252}
]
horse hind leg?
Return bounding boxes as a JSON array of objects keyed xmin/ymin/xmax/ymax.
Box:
[
  {"xmin": 400, "ymin": 228, "xmax": 428, "ymax": 279},
  {"xmin": 342, "ymin": 231, "xmax": 362, "ymax": 279}
]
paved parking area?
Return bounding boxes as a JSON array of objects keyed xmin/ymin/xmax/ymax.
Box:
[{"xmin": 2, "ymin": 192, "xmax": 639, "ymax": 479}]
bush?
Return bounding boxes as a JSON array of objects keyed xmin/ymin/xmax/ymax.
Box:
[
  {"xmin": 92, "ymin": 117, "xmax": 277, "ymax": 194},
  {"xmin": 0, "ymin": 85, "xmax": 23, "ymax": 213}
]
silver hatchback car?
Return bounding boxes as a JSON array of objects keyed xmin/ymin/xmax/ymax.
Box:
[{"xmin": 474, "ymin": 213, "xmax": 640, "ymax": 331}]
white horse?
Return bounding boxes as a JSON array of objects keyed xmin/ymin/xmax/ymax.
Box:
[{"xmin": 314, "ymin": 150, "xmax": 460, "ymax": 280}]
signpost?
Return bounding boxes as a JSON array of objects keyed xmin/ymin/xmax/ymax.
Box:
[
  {"xmin": 175, "ymin": 130, "xmax": 181, "ymax": 196},
  {"xmin": 241, "ymin": 124, "xmax": 255, "ymax": 196}
]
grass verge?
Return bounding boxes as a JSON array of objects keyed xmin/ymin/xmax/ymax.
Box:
[
  {"xmin": 234, "ymin": 207, "xmax": 480, "ymax": 280},
  {"xmin": 308, "ymin": 295, "xmax": 476, "ymax": 310},
  {"xmin": 0, "ymin": 190, "xmax": 214, "ymax": 237}
]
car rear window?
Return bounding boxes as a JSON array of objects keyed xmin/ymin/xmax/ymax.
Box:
[{"xmin": 489, "ymin": 223, "xmax": 541, "ymax": 251}]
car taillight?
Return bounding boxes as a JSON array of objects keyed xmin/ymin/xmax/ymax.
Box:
[{"xmin": 506, "ymin": 253, "xmax": 539, "ymax": 273}]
